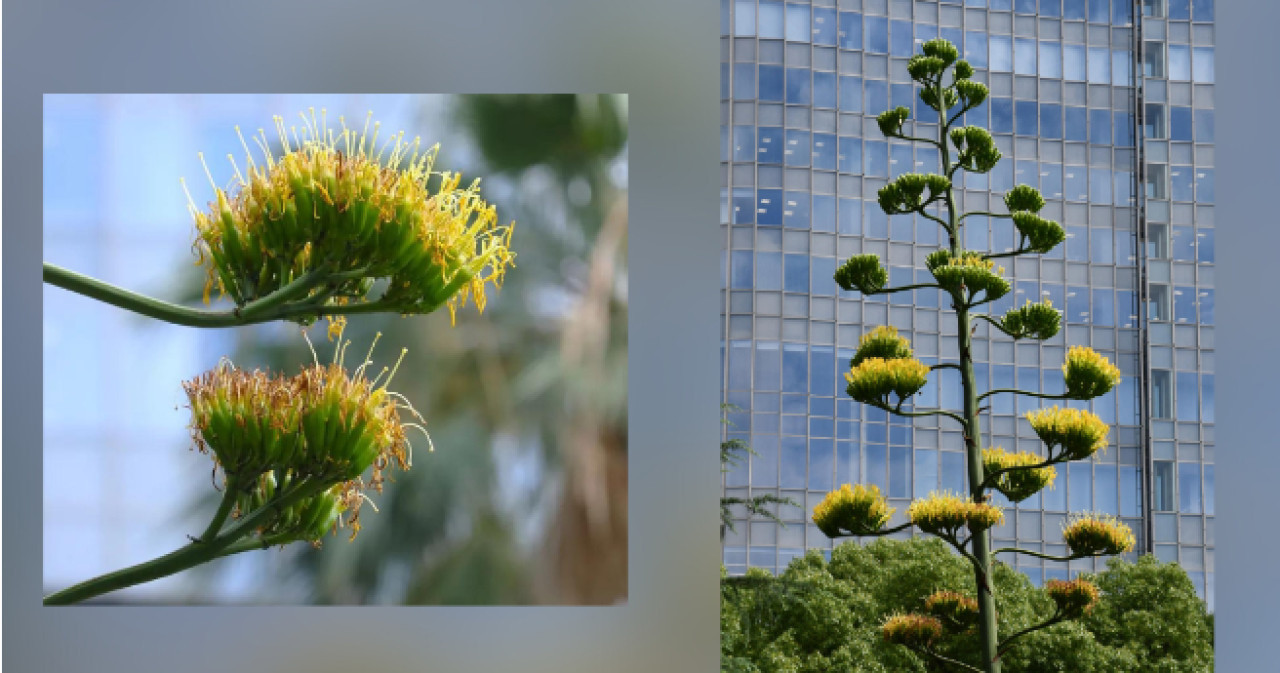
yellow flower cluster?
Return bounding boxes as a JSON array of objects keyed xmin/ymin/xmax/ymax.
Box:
[
  {"xmin": 927, "ymin": 250, "xmax": 1011, "ymax": 302},
  {"xmin": 184, "ymin": 333, "xmax": 425, "ymax": 539},
  {"xmin": 923, "ymin": 590, "xmax": 979, "ymax": 625},
  {"xmin": 1026, "ymin": 406, "xmax": 1110, "ymax": 461},
  {"xmin": 186, "ymin": 110, "xmax": 515, "ymax": 324},
  {"xmin": 1044, "ymin": 578, "xmax": 1101, "ymax": 617},
  {"xmin": 908, "ymin": 491, "xmax": 1004, "ymax": 535},
  {"xmin": 1063, "ymin": 346, "xmax": 1122, "ymax": 399},
  {"xmin": 844, "ymin": 357, "xmax": 930, "ymax": 405},
  {"xmin": 1062, "ymin": 514, "xmax": 1136, "ymax": 556},
  {"xmin": 882, "ymin": 613, "xmax": 943, "ymax": 648},
  {"xmin": 812, "ymin": 483, "xmax": 895, "ymax": 538},
  {"xmin": 851, "ymin": 325, "xmax": 913, "ymax": 367},
  {"xmin": 982, "ymin": 447, "xmax": 1057, "ymax": 502}
]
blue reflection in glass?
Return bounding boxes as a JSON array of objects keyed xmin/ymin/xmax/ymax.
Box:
[
  {"xmin": 1068, "ymin": 285, "xmax": 1089, "ymax": 322},
  {"xmin": 786, "ymin": 68, "xmax": 811, "ymax": 105},
  {"xmin": 839, "ymin": 198, "xmax": 861, "ymax": 235},
  {"xmin": 1040, "ymin": 0, "xmax": 1061, "ymax": 16},
  {"xmin": 1202, "ymin": 373, "xmax": 1215, "ymax": 425},
  {"xmin": 1120, "ymin": 466, "xmax": 1140, "ymax": 516},
  {"xmin": 732, "ymin": 187, "xmax": 755, "ymax": 223},
  {"xmin": 866, "ymin": 80, "xmax": 887, "ymax": 116},
  {"xmin": 784, "ymin": 191, "xmax": 810, "ymax": 229},
  {"xmin": 891, "ymin": 20, "xmax": 913, "ymax": 56},
  {"xmin": 721, "ymin": 63, "xmax": 730, "ymax": 100},
  {"xmin": 1193, "ymin": 47, "xmax": 1214, "ymax": 82},
  {"xmin": 1064, "ymin": 165, "xmax": 1087, "ymax": 201},
  {"xmin": 809, "ymin": 437, "xmax": 833, "ymax": 490},
  {"xmin": 1064, "ymin": 106, "xmax": 1087, "ymax": 141},
  {"xmin": 758, "ymin": 127, "xmax": 783, "ymax": 164},
  {"xmin": 1194, "ymin": 0, "xmax": 1213, "ymax": 22},
  {"xmin": 1179, "ymin": 462, "xmax": 1201, "ymax": 513},
  {"xmin": 1092, "ymin": 288, "xmax": 1115, "ymax": 326},
  {"xmin": 1174, "ymin": 285, "xmax": 1195, "ymax": 323},
  {"xmin": 733, "ymin": 126, "xmax": 754, "ymax": 162},
  {"xmin": 1067, "ymin": 226, "xmax": 1088, "ymax": 261},
  {"xmin": 1168, "ymin": 0, "xmax": 1189, "ymax": 20},
  {"xmin": 782, "ymin": 345, "xmax": 807, "ymax": 392},
  {"xmin": 1088, "ymin": 0, "xmax": 1108, "ymax": 22},
  {"xmin": 966, "ymin": 31, "xmax": 988, "ymax": 68},
  {"xmin": 786, "ymin": 3, "xmax": 810, "ymax": 42},
  {"xmin": 734, "ymin": 64, "xmax": 755, "ymax": 100},
  {"xmin": 757, "ymin": 251, "xmax": 782, "ymax": 290},
  {"xmin": 990, "ymin": 35, "xmax": 1012, "ymax": 72},
  {"xmin": 839, "ymin": 136, "xmax": 861, "ymax": 174},
  {"xmin": 814, "ymin": 72, "xmax": 836, "ymax": 109},
  {"xmin": 1170, "ymin": 165, "xmax": 1193, "ymax": 201},
  {"xmin": 1040, "ymin": 104, "xmax": 1062, "ymax": 139},
  {"xmin": 1170, "ymin": 106, "xmax": 1192, "ymax": 141},
  {"xmin": 758, "ymin": 188, "xmax": 783, "ymax": 225},
  {"xmin": 891, "ymin": 83, "xmax": 915, "ymax": 116},
  {"xmin": 866, "ymin": 16, "xmax": 888, "ymax": 53},
  {"xmin": 914, "ymin": 449, "xmax": 938, "ymax": 498},
  {"xmin": 1064, "ymin": 0, "xmax": 1086, "ymax": 20},
  {"xmin": 1064, "ymin": 44, "xmax": 1086, "ymax": 80},
  {"xmin": 1113, "ymin": 0, "xmax": 1132, "ymax": 25},
  {"xmin": 1199, "ymin": 288, "xmax": 1214, "ymax": 325},
  {"xmin": 890, "ymin": 143, "xmax": 912, "ymax": 179},
  {"xmin": 1089, "ymin": 108, "xmax": 1110, "ymax": 145},
  {"xmin": 813, "ymin": 133, "xmax": 836, "ymax": 170},
  {"xmin": 1096, "ymin": 464, "xmax": 1118, "ymax": 515},
  {"xmin": 1112, "ymin": 49, "xmax": 1133, "ymax": 86},
  {"xmin": 760, "ymin": 0, "xmax": 784, "ymax": 38},
  {"xmin": 731, "ymin": 251, "xmax": 753, "ymax": 289},
  {"xmin": 1039, "ymin": 42, "xmax": 1062, "ymax": 78},
  {"xmin": 784, "ymin": 254, "xmax": 809, "ymax": 293},
  {"xmin": 1016, "ymin": 0, "xmax": 1036, "ymax": 12},
  {"xmin": 838, "ymin": 11, "xmax": 862, "ymax": 50},
  {"xmin": 889, "ymin": 446, "xmax": 911, "ymax": 498},
  {"xmin": 1015, "ymin": 38, "xmax": 1037, "ymax": 75},
  {"xmin": 811, "ymin": 256, "xmax": 836, "ymax": 296},
  {"xmin": 734, "ymin": 0, "xmax": 756, "ymax": 35},
  {"xmin": 785, "ymin": 129, "xmax": 810, "ymax": 167},
  {"xmin": 1194, "ymin": 108, "xmax": 1213, "ymax": 142},
  {"xmin": 866, "ymin": 202, "xmax": 888, "ymax": 238},
  {"xmin": 1088, "ymin": 47, "xmax": 1110, "ymax": 83},
  {"xmin": 1197, "ymin": 228, "xmax": 1214, "ymax": 263},
  {"xmin": 1169, "ymin": 45, "xmax": 1191, "ymax": 80},
  {"xmin": 759, "ymin": 65, "xmax": 784, "ymax": 101},
  {"xmin": 839, "ymin": 75, "xmax": 862, "ymax": 112},
  {"xmin": 813, "ymin": 7, "xmax": 837, "ymax": 45},
  {"xmin": 1090, "ymin": 168, "xmax": 1112, "ymax": 204},
  {"xmin": 749, "ymin": 438, "xmax": 778, "ymax": 487},
  {"xmin": 1114, "ymin": 112, "xmax": 1134, "ymax": 146},
  {"xmin": 865, "ymin": 140, "xmax": 888, "ymax": 177},
  {"xmin": 991, "ymin": 98, "xmax": 1014, "ymax": 133},
  {"xmin": 781, "ymin": 436, "xmax": 806, "ymax": 488},
  {"xmin": 813, "ymin": 195, "xmax": 836, "ymax": 232}
]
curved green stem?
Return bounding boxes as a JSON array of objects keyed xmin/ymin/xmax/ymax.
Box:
[
  {"xmin": 829, "ymin": 521, "xmax": 913, "ymax": 539},
  {"xmin": 43, "ymin": 480, "xmax": 326, "ymax": 605},
  {"xmin": 992, "ymin": 547, "xmax": 1086, "ymax": 563},
  {"xmin": 974, "ymin": 314, "xmax": 1019, "ymax": 339},
  {"xmin": 977, "ymin": 388, "xmax": 1073, "ymax": 403},
  {"xmin": 872, "ymin": 282, "xmax": 942, "ymax": 295},
  {"xmin": 197, "ymin": 476, "xmax": 242, "ymax": 543},
  {"xmin": 917, "ymin": 646, "xmax": 984, "ymax": 673},
  {"xmin": 984, "ymin": 246, "xmax": 1035, "ymax": 260},
  {"xmin": 869, "ymin": 400, "xmax": 967, "ymax": 426}
]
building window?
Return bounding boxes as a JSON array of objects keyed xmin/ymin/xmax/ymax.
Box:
[
  {"xmin": 1153, "ymin": 461, "xmax": 1175, "ymax": 511},
  {"xmin": 1152, "ymin": 369, "xmax": 1173, "ymax": 418},
  {"xmin": 1144, "ymin": 43, "xmax": 1165, "ymax": 78},
  {"xmin": 1143, "ymin": 0, "xmax": 1166, "ymax": 17},
  {"xmin": 1147, "ymin": 223, "xmax": 1169, "ymax": 259},
  {"xmin": 1144, "ymin": 103, "xmax": 1166, "ymax": 139},
  {"xmin": 1145, "ymin": 163, "xmax": 1167, "ymax": 200}
]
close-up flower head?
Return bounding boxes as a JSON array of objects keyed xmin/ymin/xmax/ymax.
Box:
[
  {"xmin": 1044, "ymin": 578, "xmax": 1101, "ymax": 618},
  {"xmin": 926, "ymin": 249, "xmax": 1011, "ymax": 303},
  {"xmin": 1062, "ymin": 346, "xmax": 1122, "ymax": 400},
  {"xmin": 1062, "ymin": 513, "xmax": 1136, "ymax": 557},
  {"xmin": 908, "ymin": 491, "xmax": 1004, "ymax": 536},
  {"xmin": 982, "ymin": 447, "xmax": 1057, "ymax": 503},
  {"xmin": 844, "ymin": 357, "xmax": 930, "ymax": 406},
  {"xmin": 1026, "ymin": 405, "xmax": 1110, "ymax": 461},
  {"xmin": 184, "ymin": 110, "xmax": 515, "ymax": 324},
  {"xmin": 923, "ymin": 590, "xmax": 980, "ymax": 628},
  {"xmin": 812, "ymin": 483, "xmax": 895, "ymax": 538},
  {"xmin": 881, "ymin": 613, "xmax": 944, "ymax": 648},
  {"xmin": 851, "ymin": 325, "xmax": 913, "ymax": 367}
]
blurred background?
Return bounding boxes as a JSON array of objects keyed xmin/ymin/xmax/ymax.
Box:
[{"xmin": 42, "ymin": 93, "xmax": 628, "ymax": 604}]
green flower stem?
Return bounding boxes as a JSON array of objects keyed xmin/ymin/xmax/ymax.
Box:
[
  {"xmin": 973, "ymin": 314, "xmax": 1019, "ymax": 338},
  {"xmin": 870, "ymin": 282, "xmax": 942, "ymax": 295},
  {"xmin": 980, "ymin": 456, "xmax": 1061, "ymax": 491},
  {"xmin": 869, "ymin": 400, "xmax": 968, "ymax": 426},
  {"xmin": 958, "ymin": 211, "xmax": 1015, "ymax": 222},
  {"xmin": 996, "ymin": 612, "xmax": 1067, "ymax": 659},
  {"xmin": 43, "ymin": 480, "xmax": 326, "ymax": 605},
  {"xmin": 43, "ymin": 262, "xmax": 413, "ymax": 328},
  {"xmin": 992, "ymin": 547, "xmax": 1089, "ymax": 563},
  {"xmin": 215, "ymin": 532, "xmax": 298, "ymax": 558},
  {"xmin": 197, "ymin": 476, "xmax": 243, "ymax": 543},
  {"xmin": 828, "ymin": 522, "xmax": 914, "ymax": 539},
  {"xmin": 983, "ymin": 246, "xmax": 1035, "ymax": 260},
  {"xmin": 976, "ymin": 388, "xmax": 1073, "ymax": 403},
  {"xmin": 917, "ymin": 646, "xmax": 985, "ymax": 673}
]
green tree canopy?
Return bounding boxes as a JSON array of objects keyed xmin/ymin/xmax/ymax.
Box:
[{"xmin": 721, "ymin": 539, "xmax": 1213, "ymax": 673}]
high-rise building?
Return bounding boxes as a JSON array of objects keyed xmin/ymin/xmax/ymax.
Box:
[{"xmin": 719, "ymin": 0, "xmax": 1215, "ymax": 609}]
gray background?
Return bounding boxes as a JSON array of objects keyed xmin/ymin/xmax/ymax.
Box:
[{"xmin": 3, "ymin": 1, "xmax": 1272, "ymax": 672}]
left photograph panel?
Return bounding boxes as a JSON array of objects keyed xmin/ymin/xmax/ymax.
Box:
[{"xmin": 42, "ymin": 93, "xmax": 629, "ymax": 605}]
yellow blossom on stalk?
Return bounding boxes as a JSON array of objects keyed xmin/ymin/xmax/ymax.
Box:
[
  {"xmin": 923, "ymin": 590, "xmax": 979, "ymax": 628},
  {"xmin": 1044, "ymin": 578, "xmax": 1101, "ymax": 618},
  {"xmin": 844, "ymin": 357, "xmax": 930, "ymax": 405},
  {"xmin": 908, "ymin": 491, "xmax": 1004, "ymax": 535},
  {"xmin": 1063, "ymin": 513, "xmax": 1135, "ymax": 556},
  {"xmin": 982, "ymin": 447, "xmax": 1057, "ymax": 502},
  {"xmin": 1063, "ymin": 346, "xmax": 1122, "ymax": 399},
  {"xmin": 183, "ymin": 109, "xmax": 515, "ymax": 324},
  {"xmin": 1026, "ymin": 406, "xmax": 1110, "ymax": 461},
  {"xmin": 851, "ymin": 325, "xmax": 913, "ymax": 366},
  {"xmin": 882, "ymin": 613, "xmax": 943, "ymax": 648},
  {"xmin": 813, "ymin": 483, "xmax": 895, "ymax": 538},
  {"xmin": 184, "ymin": 331, "xmax": 431, "ymax": 538},
  {"xmin": 926, "ymin": 249, "xmax": 1011, "ymax": 302}
]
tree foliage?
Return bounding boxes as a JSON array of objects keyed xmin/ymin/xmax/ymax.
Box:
[{"xmin": 721, "ymin": 539, "xmax": 1213, "ymax": 672}]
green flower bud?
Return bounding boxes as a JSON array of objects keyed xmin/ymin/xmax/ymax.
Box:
[
  {"xmin": 834, "ymin": 254, "xmax": 888, "ymax": 294},
  {"xmin": 999, "ymin": 299, "xmax": 1062, "ymax": 340},
  {"xmin": 1011, "ymin": 212, "xmax": 1066, "ymax": 253},
  {"xmin": 953, "ymin": 60, "xmax": 975, "ymax": 80},
  {"xmin": 919, "ymin": 86, "xmax": 960, "ymax": 112},
  {"xmin": 876, "ymin": 106, "xmax": 911, "ymax": 138},
  {"xmin": 921, "ymin": 38, "xmax": 959, "ymax": 65},
  {"xmin": 1004, "ymin": 184, "xmax": 1046, "ymax": 213},
  {"xmin": 812, "ymin": 483, "xmax": 895, "ymax": 538},
  {"xmin": 185, "ymin": 110, "xmax": 516, "ymax": 325},
  {"xmin": 852, "ymin": 325, "xmax": 913, "ymax": 367},
  {"xmin": 927, "ymin": 250, "xmax": 1010, "ymax": 303},
  {"xmin": 954, "ymin": 78, "xmax": 988, "ymax": 107},
  {"xmin": 1063, "ymin": 346, "xmax": 1122, "ymax": 400},
  {"xmin": 950, "ymin": 126, "xmax": 1001, "ymax": 173},
  {"xmin": 907, "ymin": 55, "xmax": 947, "ymax": 82}
]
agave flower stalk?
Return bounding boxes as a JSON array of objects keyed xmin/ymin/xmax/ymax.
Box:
[
  {"xmin": 816, "ymin": 38, "xmax": 1135, "ymax": 672},
  {"xmin": 43, "ymin": 109, "xmax": 515, "ymax": 328}
]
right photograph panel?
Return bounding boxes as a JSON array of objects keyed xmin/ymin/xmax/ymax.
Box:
[{"xmin": 720, "ymin": 1, "xmax": 1215, "ymax": 670}]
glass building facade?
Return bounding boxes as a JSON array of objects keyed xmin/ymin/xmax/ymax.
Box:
[{"xmin": 719, "ymin": 0, "xmax": 1215, "ymax": 608}]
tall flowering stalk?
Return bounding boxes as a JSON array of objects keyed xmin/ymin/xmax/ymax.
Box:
[
  {"xmin": 810, "ymin": 39, "xmax": 1132, "ymax": 672},
  {"xmin": 42, "ymin": 110, "xmax": 512, "ymax": 604}
]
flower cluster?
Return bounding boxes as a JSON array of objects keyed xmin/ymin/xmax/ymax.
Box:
[
  {"xmin": 1044, "ymin": 578, "xmax": 1101, "ymax": 618},
  {"xmin": 844, "ymin": 357, "xmax": 931, "ymax": 405},
  {"xmin": 877, "ymin": 172, "xmax": 951, "ymax": 215},
  {"xmin": 927, "ymin": 250, "xmax": 1010, "ymax": 303},
  {"xmin": 949, "ymin": 126, "xmax": 1002, "ymax": 174},
  {"xmin": 184, "ymin": 333, "xmax": 424, "ymax": 540},
  {"xmin": 1004, "ymin": 184, "xmax": 1046, "ymax": 214},
  {"xmin": 813, "ymin": 483, "xmax": 895, "ymax": 538},
  {"xmin": 954, "ymin": 78, "xmax": 988, "ymax": 108},
  {"xmin": 1063, "ymin": 514, "xmax": 1136, "ymax": 556},
  {"xmin": 236, "ymin": 472, "xmax": 345, "ymax": 544},
  {"xmin": 999, "ymin": 300, "xmax": 1061, "ymax": 340},
  {"xmin": 923, "ymin": 590, "xmax": 979, "ymax": 627},
  {"xmin": 882, "ymin": 613, "xmax": 943, "ymax": 648},
  {"xmin": 906, "ymin": 54, "xmax": 948, "ymax": 81},
  {"xmin": 185, "ymin": 110, "xmax": 515, "ymax": 324},
  {"xmin": 908, "ymin": 491, "xmax": 1004, "ymax": 536},
  {"xmin": 833, "ymin": 254, "xmax": 888, "ymax": 294},
  {"xmin": 1011, "ymin": 211, "xmax": 1066, "ymax": 254},
  {"xmin": 1063, "ymin": 346, "xmax": 1122, "ymax": 400},
  {"xmin": 982, "ymin": 447, "xmax": 1057, "ymax": 503},
  {"xmin": 851, "ymin": 325, "xmax": 913, "ymax": 367},
  {"xmin": 1026, "ymin": 406, "xmax": 1110, "ymax": 461},
  {"xmin": 877, "ymin": 106, "xmax": 911, "ymax": 137}
]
